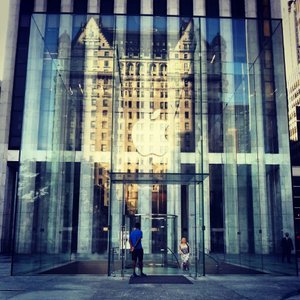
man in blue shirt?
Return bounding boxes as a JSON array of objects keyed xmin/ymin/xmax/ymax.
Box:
[{"xmin": 129, "ymin": 222, "xmax": 146, "ymax": 277}]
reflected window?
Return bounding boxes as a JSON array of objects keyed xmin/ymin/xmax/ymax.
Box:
[
  {"xmin": 206, "ymin": 0, "xmax": 219, "ymax": 17},
  {"xmin": 100, "ymin": 0, "xmax": 114, "ymax": 14},
  {"xmin": 73, "ymin": 0, "xmax": 87, "ymax": 13},
  {"xmin": 47, "ymin": 0, "xmax": 61, "ymax": 13},
  {"xmin": 257, "ymin": 0, "xmax": 271, "ymax": 19},
  {"xmin": 153, "ymin": 0, "xmax": 167, "ymax": 16},
  {"xmin": 103, "ymin": 99, "xmax": 108, "ymax": 107},
  {"xmin": 127, "ymin": 0, "xmax": 140, "ymax": 15},
  {"xmin": 20, "ymin": 0, "xmax": 34, "ymax": 12},
  {"xmin": 231, "ymin": 0, "xmax": 245, "ymax": 18},
  {"xmin": 180, "ymin": 0, "xmax": 193, "ymax": 16}
]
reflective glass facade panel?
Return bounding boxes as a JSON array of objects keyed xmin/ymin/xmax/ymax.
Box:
[{"xmin": 11, "ymin": 14, "xmax": 296, "ymax": 276}]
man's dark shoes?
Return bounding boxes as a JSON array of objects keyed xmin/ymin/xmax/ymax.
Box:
[{"xmin": 140, "ymin": 272, "xmax": 147, "ymax": 277}]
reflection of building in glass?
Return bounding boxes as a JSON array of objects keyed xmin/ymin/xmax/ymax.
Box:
[
  {"xmin": 0, "ymin": 0, "xmax": 296, "ymax": 276},
  {"xmin": 282, "ymin": 0, "xmax": 300, "ymax": 258},
  {"xmin": 73, "ymin": 17, "xmax": 196, "ymax": 215},
  {"xmin": 283, "ymin": 0, "xmax": 300, "ymax": 141}
]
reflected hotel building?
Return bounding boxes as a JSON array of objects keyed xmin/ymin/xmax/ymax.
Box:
[{"xmin": 0, "ymin": 0, "xmax": 296, "ymax": 275}]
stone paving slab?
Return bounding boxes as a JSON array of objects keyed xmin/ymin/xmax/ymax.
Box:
[
  {"xmin": 0, "ymin": 274, "xmax": 298, "ymax": 300},
  {"xmin": 0, "ymin": 256, "xmax": 299, "ymax": 299}
]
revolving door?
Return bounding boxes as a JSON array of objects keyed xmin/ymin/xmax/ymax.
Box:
[{"xmin": 108, "ymin": 172, "xmax": 208, "ymax": 277}]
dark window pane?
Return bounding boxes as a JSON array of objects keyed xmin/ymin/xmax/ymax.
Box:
[
  {"xmin": 73, "ymin": 0, "xmax": 87, "ymax": 13},
  {"xmin": 237, "ymin": 165, "xmax": 254, "ymax": 253},
  {"xmin": 231, "ymin": 0, "xmax": 245, "ymax": 18},
  {"xmin": 13, "ymin": 77, "xmax": 26, "ymax": 97},
  {"xmin": 16, "ymin": 46, "xmax": 29, "ymax": 64},
  {"xmin": 20, "ymin": 0, "xmax": 34, "ymax": 13},
  {"xmin": 18, "ymin": 28, "xmax": 30, "ymax": 43},
  {"xmin": 153, "ymin": 0, "xmax": 167, "ymax": 16},
  {"xmin": 206, "ymin": 0, "xmax": 219, "ymax": 17},
  {"xmin": 127, "ymin": 0, "xmax": 140, "ymax": 15},
  {"xmin": 209, "ymin": 164, "xmax": 224, "ymax": 252},
  {"xmin": 14, "ymin": 64, "xmax": 27, "ymax": 77},
  {"xmin": 9, "ymin": 137, "xmax": 21, "ymax": 149},
  {"xmin": 9, "ymin": 110, "xmax": 23, "ymax": 146},
  {"xmin": 11, "ymin": 97, "xmax": 25, "ymax": 111},
  {"xmin": 180, "ymin": 0, "xmax": 193, "ymax": 16},
  {"xmin": 257, "ymin": 0, "xmax": 271, "ymax": 19},
  {"xmin": 47, "ymin": 0, "xmax": 61, "ymax": 13},
  {"xmin": 266, "ymin": 165, "xmax": 282, "ymax": 253},
  {"xmin": 19, "ymin": 15, "xmax": 31, "ymax": 27},
  {"xmin": 100, "ymin": 0, "xmax": 114, "ymax": 14}
]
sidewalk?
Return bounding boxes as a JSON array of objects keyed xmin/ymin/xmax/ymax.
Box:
[{"xmin": 0, "ymin": 256, "xmax": 299, "ymax": 300}]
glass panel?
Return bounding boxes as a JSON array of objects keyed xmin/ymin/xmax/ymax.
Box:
[
  {"xmin": 12, "ymin": 14, "xmax": 295, "ymax": 277},
  {"xmin": 12, "ymin": 14, "xmax": 77, "ymax": 274}
]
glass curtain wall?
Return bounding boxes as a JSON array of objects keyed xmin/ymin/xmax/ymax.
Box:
[
  {"xmin": 11, "ymin": 14, "xmax": 296, "ymax": 276},
  {"xmin": 12, "ymin": 14, "xmax": 78, "ymax": 274},
  {"xmin": 108, "ymin": 15, "xmax": 204, "ymax": 276},
  {"xmin": 208, "ymin": 18, "xmax": 295, "ymax": 275}
]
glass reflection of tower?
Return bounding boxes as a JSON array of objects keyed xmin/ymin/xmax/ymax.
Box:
[
  {"xmin": 71, "ymin": 17, "xmax": 196, "ymax": 253},
  {"xmin": 70, "ymin": 18, "xmax": 114, "ymax": 253}
]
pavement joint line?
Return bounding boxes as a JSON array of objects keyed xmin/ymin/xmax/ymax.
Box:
[{"xmin": 0, "ymin": 289, "xmax": 26, "ymax": 291}]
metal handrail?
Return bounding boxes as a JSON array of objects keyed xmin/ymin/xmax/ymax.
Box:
[
  {"xmin": 200, "ymin": 250, "xmax": 220, "ymax": 273},
  {"xmin": 166, "ymin": 246, "xmax": 181, "ymax": 268}
]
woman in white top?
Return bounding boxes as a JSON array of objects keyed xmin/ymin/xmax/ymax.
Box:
[{"xmin": 179, "ymin": 237, "xmax": 190, "ymax": 270}]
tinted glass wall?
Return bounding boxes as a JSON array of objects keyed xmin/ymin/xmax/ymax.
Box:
[{"xmin": 11, "ymin": 14, "xmax": 295, "ymax": 276}]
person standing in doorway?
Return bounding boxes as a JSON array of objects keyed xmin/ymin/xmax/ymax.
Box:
[
  {"xmin": 129, "ymin": 222, "xmax": 147, "ymax": 277},
  {"xmin": 281, "ymin": 232, "xmax": 294, "ymax": 263},
  {"xmin": 179, "ymin": 237, "xmax": 190, "ymax": 271}
]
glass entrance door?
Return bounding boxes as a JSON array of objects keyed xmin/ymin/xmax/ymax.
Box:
[{"xmin": 124, "ymin": 214, "xmax": 180, "ymax": 275}]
